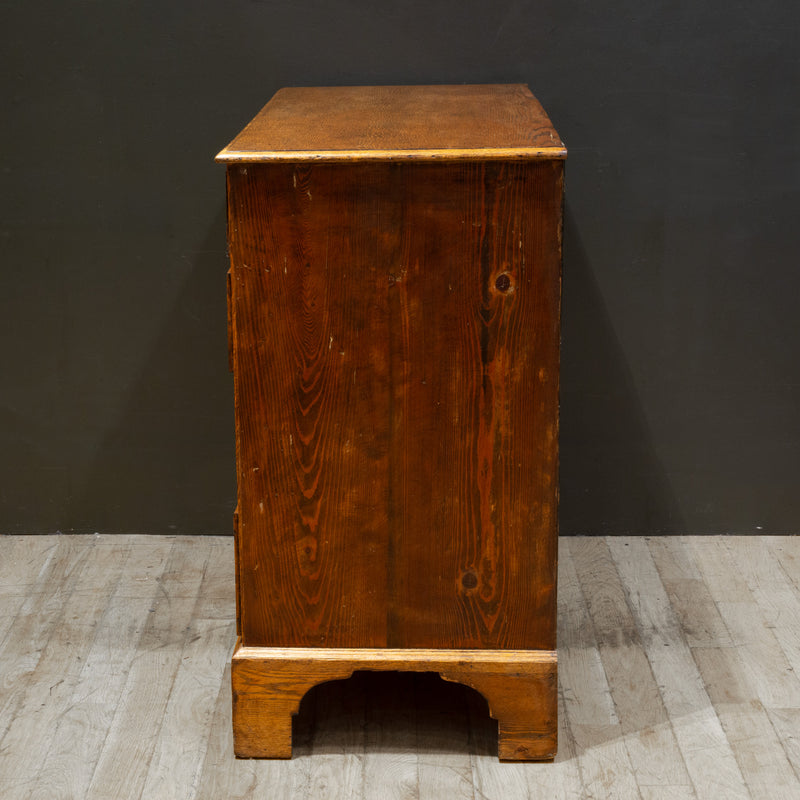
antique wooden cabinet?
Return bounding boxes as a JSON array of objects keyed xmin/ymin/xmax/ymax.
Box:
[{"xmin": 216, "ymin": 85, "xmax": 565, "ymax": 761}]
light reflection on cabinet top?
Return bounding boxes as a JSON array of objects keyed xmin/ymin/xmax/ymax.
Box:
[{"xmin": 216, "ymin": 84, "xmax": 566, "ymax": 164}]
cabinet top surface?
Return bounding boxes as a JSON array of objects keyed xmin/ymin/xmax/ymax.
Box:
[{"xmin": 216, "ymin": 84, "xmax": 566, "ymax": 163}]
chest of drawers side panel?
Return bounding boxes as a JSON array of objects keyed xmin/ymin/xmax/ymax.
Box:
[
  {"xmin": 227, "ymin": 163, "xmax": 393, "ymax": 648},
  {"xmin": 227, "ymin": 159, "xmax": 561, "ymax": 650}
]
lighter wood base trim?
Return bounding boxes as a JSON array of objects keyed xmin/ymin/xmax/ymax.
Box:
[{"xmin": 231, "ymin": 640, "xmax": 557, "ymax": 762}]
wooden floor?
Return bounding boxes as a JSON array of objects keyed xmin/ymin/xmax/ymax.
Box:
[{"xmin": 1, "ymin": 535, "xmax": 799, "ymax": 799}]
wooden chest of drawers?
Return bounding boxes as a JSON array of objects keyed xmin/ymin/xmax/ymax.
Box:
[{"xmin": 217, "ymin": 84, "xmax": 565, "ymax": 761}]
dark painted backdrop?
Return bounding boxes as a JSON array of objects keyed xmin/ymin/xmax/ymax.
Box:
[{"xmin": 2, "ymin": 1, "xmax": 798, "ymax": 535}]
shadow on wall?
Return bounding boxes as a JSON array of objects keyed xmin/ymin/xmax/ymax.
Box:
[
  {"xmin": 71, "ymin": 202, "xmax": 683, "ymax": 537},
  {"xmin": 559, "ymin": 205, "xmax": 684, "ymax": 536},
  {"xmin": 73, "ymin": 209, "xmax": 236, "ymax": 535}
]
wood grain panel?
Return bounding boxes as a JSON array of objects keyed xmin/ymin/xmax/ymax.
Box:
[
  {"xmin": 229, "ymin": 163, "xmax": 393, "ymax": 647},
  {"xmin": 387, "ymin": 160, "xmax": 562, "ymax": 649},
  {"xmin": 229, "ymin": 159, "xmax": 561, "ymax": 650}
]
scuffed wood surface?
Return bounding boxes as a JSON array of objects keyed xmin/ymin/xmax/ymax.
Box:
[
  {"xmin": 228, "ymin": 159, "xmax": 562, "ymax": 651},
  {"xmin": 230, "ymin": 642, "xmax": 557, "ymax": 761},
  {"xmin": 216, "ymin": 84, "xmax": 566, "ymax": 163}
]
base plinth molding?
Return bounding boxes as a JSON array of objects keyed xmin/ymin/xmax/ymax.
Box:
[{"xmin": 231, "ymin": 640, "xmax": 557, "ymax": 762}]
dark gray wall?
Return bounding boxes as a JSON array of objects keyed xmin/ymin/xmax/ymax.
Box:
[{"xmin": 2, "ymin": 1, "xmax": 798, "ymax": 535}]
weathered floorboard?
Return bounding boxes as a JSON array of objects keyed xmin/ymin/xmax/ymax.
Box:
[
  {"xmin": 610, "ymin": 537, "xmax": 749, "ymax": 800},
  {"xmin": 2, "ymin": 533, "xmax": 800, "ymax": 800}
]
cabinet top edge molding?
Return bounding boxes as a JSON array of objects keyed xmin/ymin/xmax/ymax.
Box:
[{"xmin": 216, "ymin": 84, "xmax": 567, "ymax": 163}]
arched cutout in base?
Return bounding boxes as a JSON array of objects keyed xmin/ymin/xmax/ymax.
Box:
[
  {"xmin": 231, "ymin": 640, "xmax": 557, "ymax": 761},
  {"xmin": 294, "ymin": 671, "xmax": 496, "ymax": 758}
]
